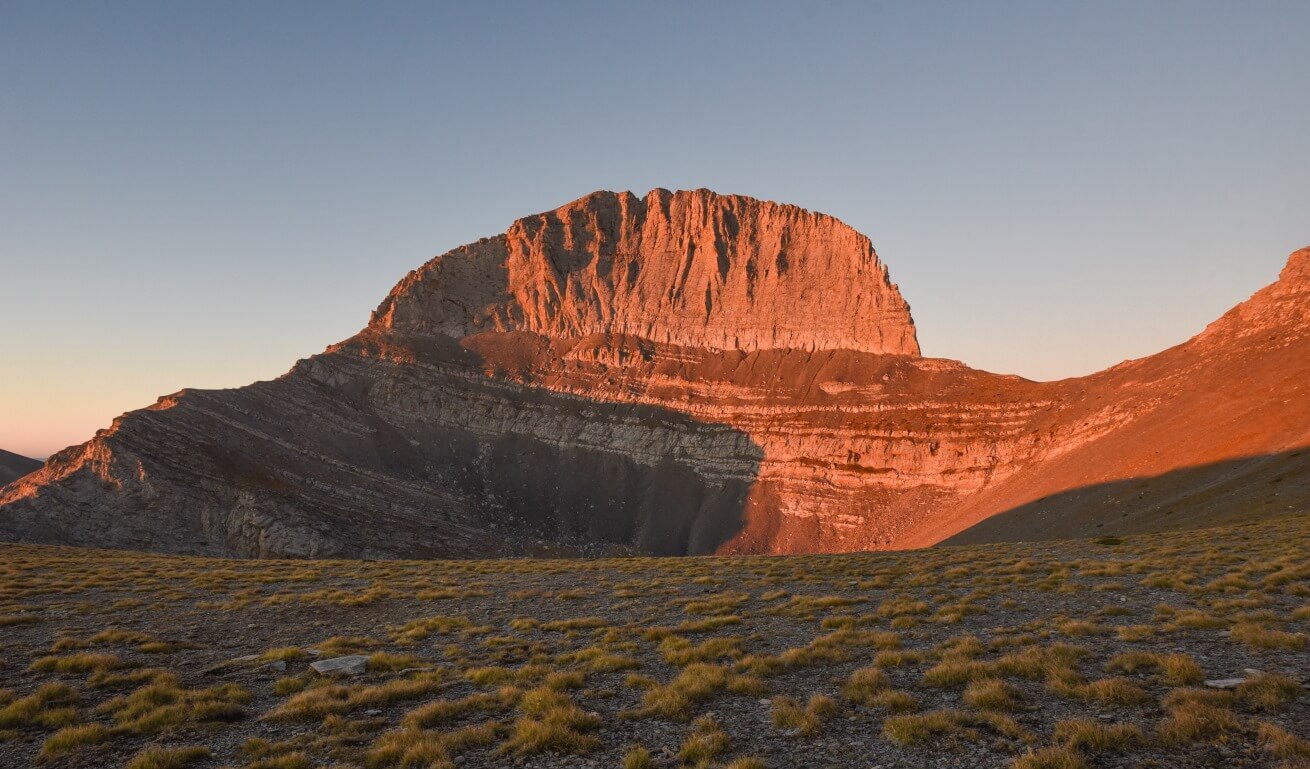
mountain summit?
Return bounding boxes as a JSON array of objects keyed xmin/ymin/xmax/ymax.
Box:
[
  {"xmin": 372, "ymin": 189, "xmax": 920, "ymax": 356},
  {"xmin": 2, "ymin": 191, "xmax": 1307, "ymax": 557}
]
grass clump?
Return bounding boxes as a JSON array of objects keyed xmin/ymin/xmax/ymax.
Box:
[
  {"xmin": 260, "ymin": 647, "xmax": 309, "ymax": 662},
  {"xmin": 678, "ymin": 714, "xmax": 730, "ymax": 766},
  {"xmin": 963, "ymin": 679, "xmax": 1021, "ymax": 712},
  {"xmin": 622, "ymin": 745, "xmax": 653, "ymax": 769},
  {"xmin": 1157, "ymin": 692, "xmax": 1242, "ymax": 745},
  {"xmin": 1075, "ymin": 677, "xmax": 1152, "ymax": 707},
  {"xmin": 402, "ymin": 689, "xmax": 518, "ymax": 728},
  {"xmin": 266, "ymin": 671, "xmax": 445, "ymax": 721},
  {"xmin": 97, "ymin": 676, "xmax": 250, "ymax": 734},
  {"xmin": 30, "ymin": 652, "xmax": 127, "ymax": 674},
  {"xmin": 660, "ymin": 635, "xmax": 742, "ymax": 666},
  {"xmin": 1052, "ymin": 718, "xmax": 1143, "ymax": 752},
  {"xmin": 1105, "ymin": 651, "xmax": 1203, "ymax": 685},
  {"xmin": 1230, "ymin": 622, "xmax": 1307, "ymax": 650},
  {"xmin": 684, "ymin": 593, "xmax": 750, "ymax": 616},
  {"xmin": 883, "ymin": 710, "xmax": 972, "ymax": 745},
  {"xmin": 841, "ymin": 666, "xmax": 888, "ymax": 704},
  {"xmin": 366, "ymin": 651, "xmax": 426, "ymax": 672},
  {"xmin": 923, "ymin": 659, "xmax": 996, "ymax": 687},
  {"xmin": 367, "ymin": 722, "xmax": 500, "ymax": 768},
  {"xmin": 626, "ymin": 663, "xmax": 764, "ymax": 721},
  {"xmin": 124, "ymin": 745, "xmax": 212, "ymax": 769},
  {"xmin": 498, "ymin": 683, "xmax": 601, "ymax": 756},
  {"xmin": 1257, "ymin": 722, "xmax": 1310, "ymax": 761},
  {"xmin": 771, "ymin": 694, "xmax": 837, "ymax": 737},
  {"xmin": 0, "ymin": 683, "xmax": 80, "ymax": 729},
  {"xmin": 1235, "ymin": 672, "xmax": 1302, "ymax": 712},
  {"xmin": 1011, "ymin": 746, "xmax": 1088, "ymax": 769},
  {"xmin": 840, "ymin": 666, "xmax": 916, "ymax": 711},
  {"xmin": 38, "ymin": 723, "xmax": 114, "ymax": 758}
]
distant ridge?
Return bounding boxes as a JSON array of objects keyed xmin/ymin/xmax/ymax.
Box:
[
  {"xmin": 0, "ymin": 450, "xmax": 42, "ymax": 487},
  {"xmin": 1, "ymin": 191, "xmax": 1307, "ymax": 557}
]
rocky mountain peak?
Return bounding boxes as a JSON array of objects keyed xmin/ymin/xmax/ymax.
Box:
[
  {"xmin": 1279, "ymin": 245, "xmax": 1310, "ymax": 285},
  {"xmin": 371, "ymin": 189, "xmax": 921, "ymax": 355}
]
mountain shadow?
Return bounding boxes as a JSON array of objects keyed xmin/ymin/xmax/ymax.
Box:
[{"xmin": 942, "ymin": 447, "xmax": 1310, "ymax": 546}]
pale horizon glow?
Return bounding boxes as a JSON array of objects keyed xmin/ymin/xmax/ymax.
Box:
[{"xmin": 2, "ymin": 2, "xmax": 1308, "ymax": 459}]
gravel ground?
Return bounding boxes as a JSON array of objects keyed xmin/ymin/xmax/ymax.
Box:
[{"xmin": 0, "ymin": 514, "xmax": 1307, "ymax": 769}]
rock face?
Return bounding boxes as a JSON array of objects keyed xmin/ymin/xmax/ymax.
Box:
[
  {"xmin": 1, "ymin": 190, "xmax": 1307, "ymax": 557},
  {"xmin": 0, "ymin": 450, "xmax": 41, "ymax": 487},
  {"xmin": 372, "ymin": 190, "xmax": 920, "ymax": 355}
]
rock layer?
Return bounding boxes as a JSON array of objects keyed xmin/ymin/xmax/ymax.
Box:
[{"xmin": 1, "ymin": 191, "xmax": 1307, "ymax": 557}]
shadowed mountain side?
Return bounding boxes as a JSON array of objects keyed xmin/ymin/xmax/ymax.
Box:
[
  {"xmin": 942, "ymin": 447, "xmax": 1310, "ymax": 545},
  {"xmin": 0, "ymin": 450, "xmax": 42, "ymax": 486},
  {"xmin": 0, "ymin": 335, "xmax": 762, "ymax": 558}
]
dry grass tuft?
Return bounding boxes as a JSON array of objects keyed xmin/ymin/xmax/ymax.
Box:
[
  {"xmin": 882, "ymin": 710, "xmax": 972, "ymax": 745},
  {"xmin": 38, "ymin": 723, "xmax": 114, "ymax": 758},
  {"xmin": 30, "ymin": 652, "xmax": 127, "ymax": 674},
  {"xmin": 963, "ymin": 679, "xmax": 1021, "ymax": 712},
  {"xmin": 1011, "ymin": 745, "xmax": 1088, "ymax": 769},
  {"xmin": 1157, "ymin": 696, "xmax": 1242, "ymax": 745},
  {"xmin": 98, "ymin": 677, "xmax": 250, "ymax": 734},
  {"xmin": 367, "ymin": 721, "xmax": 500, "ymax": 768},
  {"xmin": 124, "ymin": 745, "xmax": 212, "ymax": 769},
  {"xmin": 0, "ymin": 682, "xmax": 80, "ymax": 729},
  {"xmin": 626, "ymin": 664, "xmax": 764, "ymax": 721},
  {"xmin": 1235, "ymin": 672, "xmax": 1302, "ymax": 712},
  {"xmin": 1256, "ymin": 721, "xmax": 1310, "ymax": 761},
  {"xmin": 678, "ymin": 713, "xmax": 730, "ymax": 766},
  {"xmin": 1052, "ymin": 717, "xmax": 1143, "ymax": 752},
  {"xmin": 622, "ymin": 744, "xmax": 653, "ymax": 769},
  {"xmin": 1230, "ymin": 622, "xmax": 1307, "ymax": 650},
  {"xmin": 266, "ymin": 671, "xmax": 445, "ymax": 721},
  {"xmin": 498, "ymin": 684, "xmax": 601, "ymax": 756},
  {"xmin": 771, "ymin": 694, "xmax": 837, "ymax": 737}
]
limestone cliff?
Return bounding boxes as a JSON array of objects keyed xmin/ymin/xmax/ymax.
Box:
[
  {"xmin": 1, "ymin": 191, "xmax": 1306, "ymax": 557},
  {"xmin": 371, "ymin": 190, "xmax": 920, "ymax": 355}
]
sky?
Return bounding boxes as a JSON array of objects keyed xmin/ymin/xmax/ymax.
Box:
[{"xmin": 2, "ymin": 2, "xmax": 1307, "ymax": 459}]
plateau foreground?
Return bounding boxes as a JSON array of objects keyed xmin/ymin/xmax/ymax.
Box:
[
  {"xmin": 0, "ymin": 514, "xmax": 1306, "ymax": 768},
  {"xmin": 2, "ymin": 190, "xmax": 1307, "ymax": 557}
]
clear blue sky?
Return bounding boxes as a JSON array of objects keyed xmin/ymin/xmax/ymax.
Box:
[{"xmin": 2, "ymin": 1, "xmax": 1307, "ymax": 458}]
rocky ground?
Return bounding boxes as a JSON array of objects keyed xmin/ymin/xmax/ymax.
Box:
[{"xmin": 1, "ymin": 514, "xmax": 1308, "ymax": 769}]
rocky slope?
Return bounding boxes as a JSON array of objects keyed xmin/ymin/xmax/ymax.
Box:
[
  {"xmin": 0, "ymin": 450, "xmax": 41, "ymax": 487},
  {"xmin": 1, "ymin": 190, "xmax": 1306, "ymax": 557}
]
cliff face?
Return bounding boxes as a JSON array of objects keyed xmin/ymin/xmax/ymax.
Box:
[
  {"xmin": 371, "ymin": 190, "xmax": 920, "ymax": 356},
  {"xmin": 1, "ymin": 192, "xmax": 1306, "ymax": 558}
]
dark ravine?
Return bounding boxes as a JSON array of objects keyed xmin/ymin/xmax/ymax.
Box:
[{"xmin": 2, "ymin": 189, "xmax": 1308, "ymax": 557}]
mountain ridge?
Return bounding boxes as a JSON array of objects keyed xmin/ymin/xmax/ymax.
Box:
[
  {"xmin": 2, "ymin": 191, "xmax": 1306, "ymax": 557},
  {"xmin": 0, "ymin": 450, "xmax": 41, "ymax": 487}
]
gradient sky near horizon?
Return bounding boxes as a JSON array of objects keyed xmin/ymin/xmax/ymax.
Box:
[{"xmin": 2, "ymin": 2, "xmax": 1308, "ymax": 459}]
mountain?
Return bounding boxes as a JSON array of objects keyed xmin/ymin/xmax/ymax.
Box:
[
  {"xmin": 0, "ymin": 450, "xmax": 41, "ymax": 487},
  {"xmin": 1, "ymin": 189, "xmax": 1306, "ymax": 557}
]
